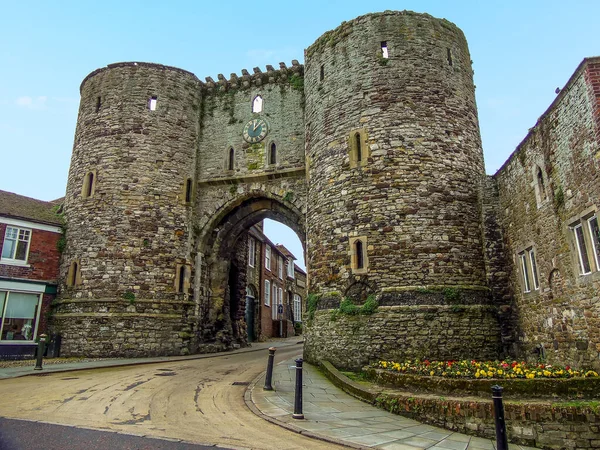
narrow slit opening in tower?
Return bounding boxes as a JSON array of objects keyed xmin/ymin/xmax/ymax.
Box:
[
  {"xmin": 69, "ymin": 261, "xmax": 78, "ymax": 286},
  {"xmin": 228, "ymin": 148, "xmax": 235, "ymax": 171},
  {"xmin": 252, "ymin": 95, "xmax": 263, "ymax": 113},
  {"xmin": 355, "ymin": 132, "xmax": 362, "ymax": 163},
  {"xmin": 149, "ymin": 96, "xmax": 158, "ymax": 111},
  {"xmin": 185, "ymin": 178, "xmax": 192, "ymax": 203},
  {"xmin": 537, "ymin": 168, "xmax": 547, "ymax": 201},
  {"xmin": 84, "ymin": 172, "xmax": 94, "ymax": 198},
  {"xmin": 95, "ymin": 96, "xmax": 101, "ymax": 112},
  {"xmin": 355, "ymin": 240, "xmax": 364, "ymax": 270},
  {"xmin": 447, "ymin": 48, "xmax": 453, "ymax": 66},
  {"xmin": 270, "ymin": 143, "xmax": 277, "ymax": 165},
  {"xmin": 178, "ymin": 265, "xmax": 186, "ymax": 293},
  {"xmin": 381, "ymin": 41, "xmax": 389, "ymax": 59},
  {"xmin": 320, "ymin": 65, "xmax": 324, "ymax": 81}
]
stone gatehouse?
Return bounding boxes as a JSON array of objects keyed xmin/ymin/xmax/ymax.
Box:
[{"xmin": 51, "ymin": 11, "xmax": 600, "ymax": 371}]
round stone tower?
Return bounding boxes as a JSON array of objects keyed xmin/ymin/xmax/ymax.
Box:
[
  {"xmin": 54, "ymin": 62, "xmax": 202, "ymax": 357},
  {"xmin": 304, "ymin": 12, "xmax": 500, "ymax": 368}
]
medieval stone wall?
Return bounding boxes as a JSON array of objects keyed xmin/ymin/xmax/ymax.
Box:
[
  {"xmin": 304, "ymin": 11, "xmax": 487, "ymax": 296},
  {"xmin": 305, "ymin": 305, "xmax": 501, "ymax": 370},
  {"xmin": 302, "ymin": 11, "xmax": 500, "ymax": 366},
  {"xmin": 494, "ymin": 58, "xmax": 600, "ymax": 369},
  {"xmin": 55, "ymin": 63, "xmax": 202, "ymax": 356}
]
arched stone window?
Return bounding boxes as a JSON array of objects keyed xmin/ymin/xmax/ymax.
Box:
[
  {"xmin": 252, "ymin": 95, "xmax": 263, "ymax": 113},
  {"xmin": 355, "ymin": 132, "xmax": 362, "ymax": 163},
  {"xmin": 67, "ymin": 260, "xmax": 81, "ymax": 286},
  {"xmin": 349, "ymin": 129, "xmax": 369, "ymax": 168},
  {"xmin": 537, "ymin": 168, "xmax": 547, "ymax": 201},
  {"xmin": 81, "ymin": 171, "xmax": 96, "ymax": 199},
  {"xmin": 355, "ymin": 240, "xmax": 364, "ymax": 269},
  {"xmin": 175, "ymin": 264, "xmax": 190, "ymax": 294},
  {"xmin": 532, "ymin": 163, "xmax": 549, "ymax": 207},
  {"xmin": 269, "ymin": 142, "xmax": 277, "ymax": 165},
  {"xmin": 228, "ymin": 147, "xmax": 235, "ymax": 171},
  {"xmin": 184, "ymin": 177, "xmax": 193, "ymax": 204},
  {"xmin": 349, "ymin": 236, "xmax": 368, "ymax": 274}
]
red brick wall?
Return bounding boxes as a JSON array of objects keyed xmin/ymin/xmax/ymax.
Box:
[
  {"xmin": 259, "ymin": 244, "xmax": 291, "ymax": 339},
  {"xmin": 0, "ymin": 223, "xmax": 61, "ymax": 282}
]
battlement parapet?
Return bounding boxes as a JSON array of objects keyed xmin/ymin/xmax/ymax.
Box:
[
  {"xmin": 80, "ymin": 60, "xmax": 304, "ymax": 96},
  {"xmin": 202, "ymin": 60, "xmax": 303, "ymax": 93}
]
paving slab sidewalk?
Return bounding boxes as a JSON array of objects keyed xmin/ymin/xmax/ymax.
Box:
[{"xmin": 248, "ymin": 357, "xmax": 540, "ymax": 450}]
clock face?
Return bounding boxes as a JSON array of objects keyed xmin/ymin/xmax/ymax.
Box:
[{"xmin": 243, "ymin": 118, "xmax": 269, "ymax": 143}]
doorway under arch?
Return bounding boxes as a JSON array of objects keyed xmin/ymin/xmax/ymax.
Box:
[{"xmin": 194, "ymin": 194, "xmax": 306, "ymax": 352}]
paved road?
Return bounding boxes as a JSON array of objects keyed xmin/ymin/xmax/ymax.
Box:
[
  {"xmin": 0, "ymin": 417, "xmax": 219, "ymax": 450},
  {"xmin": 0, "ymin": 344, "xmax": 345, "ymax": 450}
]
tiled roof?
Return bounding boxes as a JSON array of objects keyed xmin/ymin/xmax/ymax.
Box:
[
  {"xmin": 275, "ymin": 244, "xmax": 297, "ymax": 260},
  {"xmin": 0, "ymin": 190, "xmax": 63, "ymax": 226},
  {"xmin": 294, "ymin": 263, "xmax": 306, "ymax": 275}
]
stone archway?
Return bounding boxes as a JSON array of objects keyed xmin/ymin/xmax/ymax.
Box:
[{"xmin": 193, "ymin": 193, "xmax": 305, "ymax": 352}]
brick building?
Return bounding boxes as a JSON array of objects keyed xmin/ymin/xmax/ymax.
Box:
[
  {"xmin": 245, "ymin": 222, "xmax": 304, "ymax": 341},
  {"xmin": 0, "ymin": 190, "xmax": 62, "ymax": 359}
]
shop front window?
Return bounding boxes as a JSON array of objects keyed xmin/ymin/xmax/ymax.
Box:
[{"xmin": 0, "ymin": 291, "xmax": 41, "ymax": 341}]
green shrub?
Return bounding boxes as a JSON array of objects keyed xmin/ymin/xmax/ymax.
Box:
[
  {"xmin": 339, "ymin": 298, "xmax": 359, "ymax": 315},
  {"xmin": 360, "ymin": 295, "xmax": 378, "ymax": 315}
]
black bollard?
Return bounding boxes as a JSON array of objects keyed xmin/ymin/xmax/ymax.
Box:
[
  {"xmin": 292, "ymin": 358, "xmax": 304, "ymax": 419},
  {"xmin": 492, "ymin": 385, "xmax": 508, "ymax": 450},
  {"xmin": 263, "ymin": 347, "xmax": 276, "ymax": 391},
  {"xmin": 34, "ymin": 334, "xmax": 47, "ymax": 371}
]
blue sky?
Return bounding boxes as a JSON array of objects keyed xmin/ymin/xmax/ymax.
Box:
[{"xmin": 1, "ymin": 1, "xmax": 599, "ymax": 270}]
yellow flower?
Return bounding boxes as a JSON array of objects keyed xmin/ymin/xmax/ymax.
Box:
[{"xmin": 430, "ymin": 370, "xmax": 435, "ymax": 376}]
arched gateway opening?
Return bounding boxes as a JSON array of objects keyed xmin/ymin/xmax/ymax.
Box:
[{"xmin": 195, "ymin": 193, "xmax": 305, "ymax": 352}]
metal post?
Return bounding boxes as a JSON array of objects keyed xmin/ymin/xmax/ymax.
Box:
[
  {"xmin": 492, "ymin": 385, "xmax": 508, "ymax": 450},
  {"xmin": 263, "ymin": 347, "xmax": 276, "ymax": 390},
  {"xmin": 34, "ymin": 334, "xmax": 47, "ymax": 371},
  {"xmin": 293, "ymin": 357, "xmax": 304, "ymax": 419}
]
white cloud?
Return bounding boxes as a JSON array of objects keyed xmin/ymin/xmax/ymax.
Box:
[
  {"xmin": 15, "ymin": 96, "xmax": 48, "ymax": 110},
  {"xmin": 246, "ymin": 49, "xmax": 277, "ymax": 61}
]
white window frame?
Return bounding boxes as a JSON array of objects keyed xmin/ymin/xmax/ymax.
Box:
[
  {"xmin": 293, "ymin": 294, "xmax": 302, "ymax": 323},
  {"xmin": 248, "ymin": 237, "xmax": 256, "ymax": 268},
  {"xmin": 587, "ymin": 215, "xmax": 600, "ymax": 271},
  {"xmin": 287, "ymin": 259, "xmax": 295, "ymax": 278},
  {"xmin": 0, "ymin": 290, "xmax": 43, "ymax": 342},
  {"xmin": 278, "ymin": 256, "xmax": 283, "ymax": 279},
  {"xmin": 1, "ymin": 226, "xmax": 32, "ymax": 264},
  {"xmin": 264, "ymin": 279, "xmax": 271, "ymax": 306},
  {"xmin": 519, "ymin": 252, "xmax": 531, "ymax": 293},
  {"xmin": 573, "ymin": 223, "xmax": 592, "ymax": 275},
  {"xmin": 272, "ymin": 284, "xmax": 278, "ymax": 320},
  {"xmin": 528, "ymin": 248, "xmax": 540, "ymax": 291},
  {"xmin": 265, "ymin": 246, "xmax": 271, "ymax": 271}
]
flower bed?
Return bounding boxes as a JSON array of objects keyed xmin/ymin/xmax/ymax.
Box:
[
  {"xmin": 378, "ymin": 359, "xmax": 599, "ymax": 379},
  {"xmin": 369, "ymin": 360, "xmax": 600, "ymax": 400}
]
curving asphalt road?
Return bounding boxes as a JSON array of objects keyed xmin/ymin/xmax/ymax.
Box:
[{"xmin": 0, "ymin": 343, "xmax": 346, "ymax": 450}]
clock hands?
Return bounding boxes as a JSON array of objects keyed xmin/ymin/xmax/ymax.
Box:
[{"xmin": 252, "ymin": 120, "xmax": 260, "ymax": 132}]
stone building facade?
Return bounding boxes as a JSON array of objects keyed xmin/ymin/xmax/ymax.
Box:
[
  {"xmin": 52, "ymin": 10, "xmax": 600, "ymax": 371},
  {"xmin": 493, "ymin": 57, "xmax": 600, "ymax": 370}
]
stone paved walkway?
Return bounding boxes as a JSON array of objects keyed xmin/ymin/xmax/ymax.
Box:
[{"xmin": 249, "ymin": 357, "xmax": 540, "ymax": 450}]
